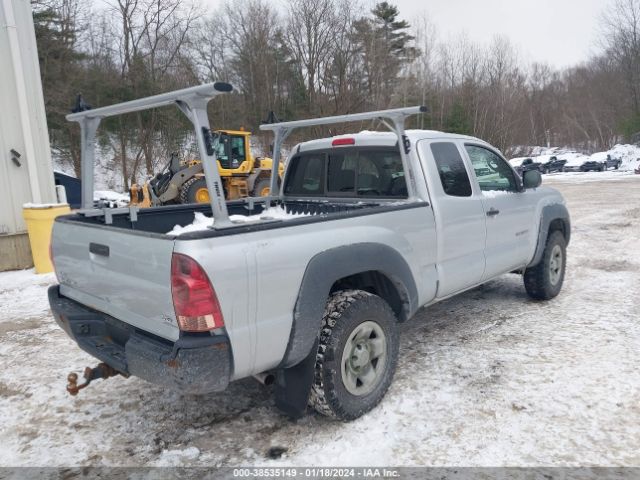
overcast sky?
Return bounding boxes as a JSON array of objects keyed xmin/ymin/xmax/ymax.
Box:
[{"xmin": 199, "ymin": 0, "xmax": 609, "ymax": 68}]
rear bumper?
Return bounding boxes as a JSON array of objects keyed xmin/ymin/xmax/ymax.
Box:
[{"xmin": 48, "ymin": 285, "xmax": 232, "ymax": 393}]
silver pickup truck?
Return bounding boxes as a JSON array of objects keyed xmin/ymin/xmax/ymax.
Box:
[{"xmin": 49, "ymin": 83, "xmax": 570, "ymax": 421}]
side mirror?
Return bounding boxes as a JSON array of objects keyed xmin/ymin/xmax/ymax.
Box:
[{"xmin": 522, "ymin": 169, "xmax": 542, "ymax": 189}]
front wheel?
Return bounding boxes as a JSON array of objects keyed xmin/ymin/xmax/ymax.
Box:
[
  {"xmin": 309, "ymin": 290, "xmax": 399, "ymax": 421},
  {"xmin": 179, "ymin": 177, "xmax": 210, "ymax": 204},
  {"xmin": 523, "ymin": 230, "xmax": 567, "ymax": 300}
]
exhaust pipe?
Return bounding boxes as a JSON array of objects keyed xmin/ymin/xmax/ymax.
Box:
[{"xmin": 253, "ymin": 372, "xmax": 275, "ymax": 386}]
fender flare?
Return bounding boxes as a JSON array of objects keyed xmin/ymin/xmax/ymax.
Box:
[
  {"xmin": 528, "ymin": 203, "xmax": 571, "ymax": 267},
  {"xmin": 280, "ymin": 242, "xmax": 418, "ymax": 369}
]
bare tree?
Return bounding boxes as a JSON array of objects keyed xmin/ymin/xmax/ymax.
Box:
[{"xmin": 282, "ymin": 0, "xmax": 337, "ymax": 110}]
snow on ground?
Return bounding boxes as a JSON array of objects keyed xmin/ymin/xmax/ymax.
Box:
[
  {"xmin": 1, "ymin": 175, "xmax": 640, "ymax": 467},
  {"xmin": 543, "ymin": 170, "xmax": 637, "ymax": 184}
]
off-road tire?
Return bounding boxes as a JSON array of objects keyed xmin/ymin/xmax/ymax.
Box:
[
  {"xmin": 251, "ymin": 177, "xmax": 272, "ymax": 197},
  {"xmin": 308, "ymin": 290, "xmax": 399, "ymax": 421},
  {"xmin": 523, "ymin": 230, "xmax": 567, "ymax": 300},
  {"xmin": 179, "ymin": 177, "xmax": 207, "ymax": 204}
]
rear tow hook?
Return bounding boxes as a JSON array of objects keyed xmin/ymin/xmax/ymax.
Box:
[{"xmin": 66, "ymin": 363, "xmax": 121, "ymax": 396}]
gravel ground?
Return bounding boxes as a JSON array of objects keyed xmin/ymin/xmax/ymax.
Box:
[{"xmin": 0, "ymin": 172, "xmax": 639, "ymax": 467}]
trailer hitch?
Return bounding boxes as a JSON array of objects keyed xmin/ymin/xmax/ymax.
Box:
[{"xmin": 66, "ymin": 363, "xmax": 121, "ymax": 396}]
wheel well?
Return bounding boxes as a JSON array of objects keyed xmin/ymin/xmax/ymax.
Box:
[
  {"xmin": 330, "ymin": 271, "xmax": 407, "ymax": 322},
  {"xmin": 549, "ymin": 218, "xmax": 567, "ymax": 240}
]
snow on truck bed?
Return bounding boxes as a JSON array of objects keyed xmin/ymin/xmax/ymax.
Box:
[{"xmin": 166, "ymin": 206, "xmax": 310, "ymax": 236}]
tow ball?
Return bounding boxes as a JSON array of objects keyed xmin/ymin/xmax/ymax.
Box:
[{"xmin": 66, "ymin": 363, "xmax": 121, "ymax": 396}]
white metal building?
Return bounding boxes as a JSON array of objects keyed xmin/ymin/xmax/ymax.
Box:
[{"xmin": 0, "ymin": 0, "xmax": 57, "ymax": 271}]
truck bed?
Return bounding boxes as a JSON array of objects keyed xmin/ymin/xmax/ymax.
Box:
[
  {"xmin": 52, "ymin": 198, "xmax": 427, "ymax": 344},
  {"xmin": 57, "ymin": 199, "xmax": 417, "ymax": 238}
]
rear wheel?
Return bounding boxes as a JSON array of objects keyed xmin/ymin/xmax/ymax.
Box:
[
  {"xmin": 523, "ymin": 230, "xmax": 567, "ymax": 300},
  {"xmin": 309, "ymin": 290, "xmax": 399, "ymax": 421},
  {"xmin": 179, "ymin": 177, "xmax": 209, "ymax": 204}
]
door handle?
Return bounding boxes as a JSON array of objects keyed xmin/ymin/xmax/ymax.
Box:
[{"xmin": 486, "ymin": 208, "xmax": 500, "ymax": 217}]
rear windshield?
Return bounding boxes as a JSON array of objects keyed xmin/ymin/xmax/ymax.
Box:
[{"xmin": 284, "ymin": 147, "xmax": 407, "ymax": 199}]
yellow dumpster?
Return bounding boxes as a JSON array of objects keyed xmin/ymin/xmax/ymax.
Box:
[{"xmin": 22, "ymin": 203, "xmax": 71, "ymax": 274}]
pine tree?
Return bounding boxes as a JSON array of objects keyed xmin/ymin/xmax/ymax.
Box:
[{"xmin": 353, "ymin": 2, "xmax": 417, "ymax": 109}]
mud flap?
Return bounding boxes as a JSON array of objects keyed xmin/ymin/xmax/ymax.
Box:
[{"xmin": 274, "ymin": 338, "xmax": 318, "ymax": 419}]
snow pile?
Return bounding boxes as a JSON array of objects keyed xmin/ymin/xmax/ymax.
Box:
[
  {"xmin": 606, "ymin": 144, "xmax": 640, "ymax": 171},
  {"xmin": 556, "ymin": 151, "xmax": 589, "ymax": 167},
  {"xmin": 167, "ymin": 206, "xmax": 311, "ymax": 236}
]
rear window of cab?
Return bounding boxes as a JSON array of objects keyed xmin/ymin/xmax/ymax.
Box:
[{"xmin": 284, "ymin": 147, "xmax": 407, "ymax": 199}]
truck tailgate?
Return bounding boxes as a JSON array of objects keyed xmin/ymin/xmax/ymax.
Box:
[{"xmin": 51, "ymin": 220, "xmax": 179, "ymax": 341}]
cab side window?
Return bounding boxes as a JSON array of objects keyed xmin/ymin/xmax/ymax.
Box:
[
  {"xmin": 430, "ymin": 142, "xmax": 472, "ymax": 197},
  {"xmin": 284, "ymin": 154, "xmax": 325, "ymax": 195},
  {"xmin": 465, "ymin": 145, "xmax": 518, "ymax": 192}
]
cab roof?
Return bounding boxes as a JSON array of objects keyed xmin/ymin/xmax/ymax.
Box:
[{"xmin": 294, "ymin": 129, "xmax": 489, "ymax": 153}]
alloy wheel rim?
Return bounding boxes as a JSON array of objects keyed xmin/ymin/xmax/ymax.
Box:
[
  {"xmin": 549, "ymin": 244, "xmax": 563, "ymax": 286},
  {"xmin": 340, "ymin": 321, "xmax": 387, "ymax": 396}
]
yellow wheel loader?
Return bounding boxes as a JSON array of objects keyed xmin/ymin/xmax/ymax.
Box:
[{"xmin": 129, "ymin": 130, "xmax": 283, "ymax": 207}]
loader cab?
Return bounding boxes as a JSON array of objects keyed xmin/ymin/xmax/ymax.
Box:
[{"xmin": 214, "ymin": 130, "xmax": 253, "ymax": 175}]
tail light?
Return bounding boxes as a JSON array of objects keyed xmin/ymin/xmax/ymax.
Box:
[{"xmin": 171, "ymin": 253, "xmax": 224, "ymax": 332}]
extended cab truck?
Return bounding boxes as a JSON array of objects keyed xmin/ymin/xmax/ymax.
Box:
[{"xmin": 49, "ymin": 84, "xmax": 571, "ymax": 421}]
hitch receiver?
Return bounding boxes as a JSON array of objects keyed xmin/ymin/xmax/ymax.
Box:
[{"xmin": 66, "ymin": 363, "xmax": 122, "ymax": 396}]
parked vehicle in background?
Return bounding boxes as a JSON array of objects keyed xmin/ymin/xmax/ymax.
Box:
[
  {"xmin": 538, "ymin": 156, "xmax": 567, "ymax": 174},
  {"xmin": 562, "ymin": 153, "xmax": 595, "ymax": 172},
  {"xmin": 580, "ymin": 160, "xmax": 605, "ymax": 172},
  {"xmin": 509, "ymin": 157, "xmax": 543, "ymax": 176},
  {"xmin": 604, "ymin": 154, "xmax": 622, "ymax": 170},
  {"xmin": 48, "ymin": 85, "xmax": 572, "ymax": 421}
]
